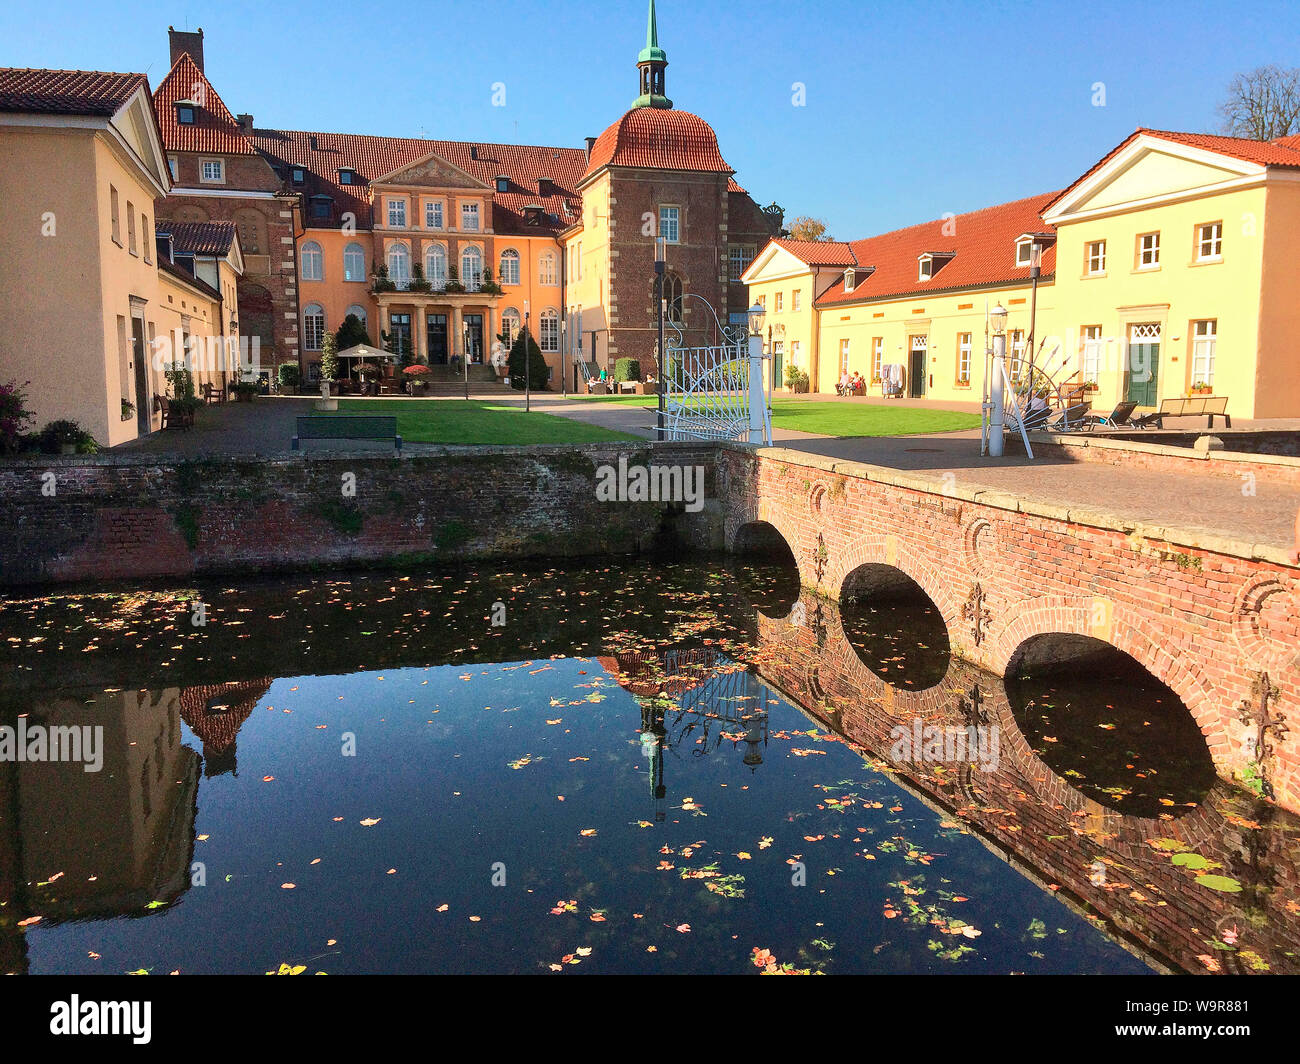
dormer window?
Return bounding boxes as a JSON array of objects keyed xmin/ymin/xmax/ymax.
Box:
[
  {"xmin": 291, "ymin": 167, "xmax": 305, "ymax": 185},
  {"xmin": 338, "ymin": 168, "xmax": 356, "ymax": 185},
  {"xmin": 175, "ymin": 100, "xmax": 196, "ymax": 124},
  {"xmin": 538, "ymin": 178, "xmax": 554, "ymax": 197},
  {"xmin": 917, "ymin": 251, "xmax": 954, "ymax": 281},
  {"xmin": 918, "ymin": 256, "xmax": 933, "ymax": 281},
  {"xmin": 495, "ymin": 176, "xmax": 510, "ymax": 193},
  {"xmin": 844, "ymin": 268, "xmax": 856, "ymax": 293},
  {"xmin": 1015, "ymin": 238, "xmax": 1033, "ymax": 267},
  {"xmin": 309, "ymin": 195, "xmax": 333, "ymax": 221}
]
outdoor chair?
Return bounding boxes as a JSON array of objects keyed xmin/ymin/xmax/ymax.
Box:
[{"xmin": 1084, "ymin": 400, "xmax": 1139, "ymax": 430}]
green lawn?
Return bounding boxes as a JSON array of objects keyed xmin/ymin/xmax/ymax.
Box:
[
  {"xmin": 313, "ymin": 399, "xmax": 640, "ymax": 445},
  {"xmin": 566, "ymin": 395, "xmax": 980, "ymax": 437}
]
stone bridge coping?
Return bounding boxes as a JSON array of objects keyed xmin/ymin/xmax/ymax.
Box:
[
  {"xmin": 1041, "ymin": 431, "xmax": 1300, "ymax": 470},
  {"xmin": 731, "ymin": 443, "xmax": 1297, "ymax": 569}
]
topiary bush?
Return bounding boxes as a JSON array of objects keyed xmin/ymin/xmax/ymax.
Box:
[
  {"xmin": 507, "ymin": 329, "xmax": 550, "ymax": 391},
  {"xmin": 277, "ymin": 363, "xmax": 301, "ymax": 392},
  {"xmin": 613, "ymin": 358, "xmax": 641, "ymax": 383}
]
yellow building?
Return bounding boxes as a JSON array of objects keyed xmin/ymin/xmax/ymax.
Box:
[{"xmin": 1041, "ymin": 128, "xmax": 1300, "ymax": 418}]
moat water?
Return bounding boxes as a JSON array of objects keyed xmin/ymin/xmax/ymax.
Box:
[{"xmin": 0, "ymin": 557, "xmax": 1295, "ymax": 974}]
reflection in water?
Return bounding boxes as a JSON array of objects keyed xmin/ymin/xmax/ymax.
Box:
[
  {"xmin": 0, "ymin": 559, "xmax": 1294, "ymax": 974},
  {"xmin": 840, "ymin": 565, "xmax": 951, "ymax": 691},
  {"xmin": 1005, "ymin": 634, "xmax": 1217, "ymax": 818}
]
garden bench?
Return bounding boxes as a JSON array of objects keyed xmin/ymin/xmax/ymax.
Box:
[
  {"xmin": 292, "ymin": 415, "xmax": 402, "ymax": 452},
  {"xmin": 1135, "ymin": 395, "xmax": 1230, "ymax": 429},
  {"xmin": 154, "ymin": 393, "xmax": 193, "ymax": 430}
]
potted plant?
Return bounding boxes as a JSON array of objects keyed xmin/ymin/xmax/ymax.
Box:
[
  {"xmin": 371, "ymin": 264, "xmax": 397, "ymax": 293},
  {"xmin": 408, "ymin": 262, "xmax": 433, "ymax": 293},
  {"xmin": 277, "ymin": 363, "xmax": 301, "ymax": 395},
  {"xmin": 1081, "ymin": 379, "xmax": 1099, "ymax": 393},
  {"xmin": 1190, "ymin": 381, "xmax": 1213, "ymax": 395},
  {"xmin": 444, "ymin": 264, "xmax": 465, "ymax": 294},
  {"xmin": 784, "ymin": 364, "xmax": 810, "ymax": 393},
  {"xmin": 232, "ymin": 379, "xmax": 260, "ymax": 402},
  {"xmin": 480, "ymin": 264, "xmax": 502, "ymax": 295},
  {"xmin": 121, "ymin": 397, "xmax": 136, "ymax": 422},
  {"xmin": 41, "ymin": 419, "xmax": 96, "ymax": 455},
  {"xmin": 403, "ymin": 363, "xmax": 430, "ymax": 395}
]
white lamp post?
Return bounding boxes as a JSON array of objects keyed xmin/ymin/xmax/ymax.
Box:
[
  {"xmin": 747, "ymin": 302, "xmax": 769, "ymax": 444},
  {"xmin": 989, "ymin": 302, "xmax": 1008, "ymax": 457}
]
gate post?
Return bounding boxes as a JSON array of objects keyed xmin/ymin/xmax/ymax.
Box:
[{"xmin": 747, "ymin": 335, "xmax": 770, "ymax": 445}]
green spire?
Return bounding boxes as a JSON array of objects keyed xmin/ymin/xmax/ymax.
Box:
[{"xmin": 638, "ymin": 0, "xmax": 667, "ymax": 64}]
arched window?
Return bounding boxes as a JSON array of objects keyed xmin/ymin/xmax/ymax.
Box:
[
  {"xmin": 425, "ymin": 244, "xmax": 447, "ymax": 287},
  {"xmin": 501, "ymin": 307, "xmax": 521, "ymax": 345},
  {"xmin": 303, "ymin": 304, "xmax": 325, "ymax": 351},
  {"xmin": 540, "ymin": 309, "xmax": 559, "ymax": 352},
  {"xmin": 345, "ymin": 305, "xmax": 368, "ymax": 331},
  {"xmin": 387, "ymin": 242, "xmax": 410, "ymax": 288},
  {"xmin": 499, "ymin": 248, "xmax": 520, "ymax": 286},
  {"xmin": 461, "ymin": 246, "xmax": 483, "ymax": 291},
  {"xmin": 538, "ymin": 250, "xmax": 557, "ymax": 286},
  {"xmin": 664, "ymin": 273, "xmax": 683, "ymax": 323},
  {"xmin": 300, "ymin": 240, "xmax": 323, "ymax": 282},
  {"xmin": 343, "ymin": 243, "xmax": 365, "ymax": 282}
]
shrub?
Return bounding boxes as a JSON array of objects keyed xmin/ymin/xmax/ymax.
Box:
[
  {"xmin": 613, "ymin": 358, "xmax": 641, "ymax": 383},
  {"xmin": 165, "ymin": 363, "xmax": 196, "ymax": 402},
  {"xmin": 320, "ymin": 331, "xmax": 340, "ymax": 382},
  {"xmin": 371, "ymin": 264, "xmax": 396, "ymax": 293},
  {"xmin": 277, "ymin": 363, "xmax": 301, "ymax": 392},
  {"xmin": 39, "ymin": 419, "xmax": 99, "ymax": 454},
  {"xmin": 335, "ymin": 314, "xmax": 371, "ymax": 352},
  {"xmin": 507, "ymin": 329, "xmax": 549, "ymax": 391}
]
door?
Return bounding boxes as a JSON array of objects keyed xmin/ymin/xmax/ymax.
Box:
[
  {"xmin": 464, "ymin": 314, "xmax": 484, "ymax": 363},
  {"xmin": 131, "ymin": 315, "xmax": 150, "ymax": 435},
  {"xmin": 1125, "ymin": 323, "xmax": 1160, "ymax": 406},
  {"xmin": 908, "ymin": 336, "xmax": 927, "ymax": 397},
  {"xmin": 427, "ymin": 314, "xmax": 448, "ymax": 364},
  {"xmin": 389, "ymin": 314, "xmax": 411, "ymax": 362}
]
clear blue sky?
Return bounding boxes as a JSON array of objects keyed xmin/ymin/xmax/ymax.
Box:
[{"xmin": 4, "ymin": 0, "xmax": 1298, "ymax": 237}]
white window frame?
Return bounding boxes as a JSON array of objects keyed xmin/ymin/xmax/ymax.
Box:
[
  {"xmin": 872, "ymin": 337, "xmax": 883, "ymax": 381},
  {"xmin": 918, "ymin": 255, "xmax": 933, "ymax": 281},
  {"xmin": 1191, "ymin": 320, "xmax": 1217, "ymax": 388},
  {"xmin": 345, "ymin": 305, "xmax": 368, "ymax": 330},
  {"xmin": 300, "ymin": 240, "xmax": 324, "ymax": 282},
  {"xmin": 461, "ymin": 201, "xmax": 480, "ymax": 232},
  {"xmin": 425, "ymin": 244, "xmax": 447, "ymax": 287},
  {"xmin": 957, "ymin": 332, "xmax": 972, "ymax": 382},
  {"xmin": 839, "ymin": 339, "xmax": 850, "ymax": 376},
  {"xmin": 775, "ymin": 292, "xmax": 783, "ymax": 313},
  {"xmin": 200, "ymin": 158, "xmax": 224, "ymax": 183},
  {"xmin": 387, "ymin": 242, "xmax": 411, "ymax": 287},
  {"xmin": 539, "ymin": 251, "xmax": 557, "ymax": 286},
  {"xmin": 540, "ymin": 310, "xmax": 560, "ymax": 352},
  {"xmin": 1081, "ymin": 325, "xmax": 1103, "ymax": 382},
  {"xmin": 1086, "ymin": 240, "xmax": 1106, "ymax": 275},
  {"xmin": 659, "ymin": 205, "xmax": 680, "ymax": 243},
  {"xmin": 387, "ymin": 198, "xmax": 407, "ymax": 228},
  {"xmin": 303, "ymin": 305, "xmax": 325, "ymax": 351},
  {"xmin": 461, "ymin": 245, "xmax": 483, "ymax": 290},
  {"xmin": 1015, "ymin": 239, "xmax": 1033, "ymax": 267},
  {"xmin": 425, "ymin": 201, "xmax": 444, "ymax": 230},
  {"xmin": 499, "ymin": 248, "xmax": 520, "ymax": 286},
  {"xmin": 343, "ymin": 242, "xmax": 365, "ymax": 282},
  {"xmin": 1138, "ymin": 232, "xmax": 1160, "ymax": 269},
  {"xmin": 501, "ymin": 307, "xmax": 521, "ymax": 345},
  {"xmin": 1197, "ymin": 221, "xmax": 1223, "ymax": 262},
  {"xmin": 793, "ymin": 290, "xmax": 801, "ymax": 312}
]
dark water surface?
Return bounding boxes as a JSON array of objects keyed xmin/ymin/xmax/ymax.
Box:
[{"xmin": 0, "ymin": 559, "xmax": 1295, "ymax": 975}]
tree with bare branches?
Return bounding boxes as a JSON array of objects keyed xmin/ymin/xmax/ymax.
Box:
[
  {"xmin": 786, "ymin": 216, "xmax": 833, "ymax": 242},
  {"xmin": 1218, "ymin": 65, "xmax": 1300, "ymax": 140}
]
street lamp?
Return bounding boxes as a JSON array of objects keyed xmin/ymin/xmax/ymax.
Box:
[
  {"xmin": 654, "ymin": 237, "xmax": 666, "ymax": 441},
  {"xmin": 747, "ymin": 302, "xmax": 769, "ymax": 445},
  {"xmin": 524, "ymin": 300, "xmax": 531, "ymax": 413},
  {"xmin": 989, "ymin": 302, "xmax": 1008, "ymax": 457}
]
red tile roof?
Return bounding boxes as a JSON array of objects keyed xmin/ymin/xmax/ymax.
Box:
[
  {"xmin": 0, "ymin": 67, "xmax": 147, "ymax": 116},
  {"xmin": 252, "ymin": 129, "xmax": 588, "ymax": 233},
  {"xmin": 583, "ymin": 107, "xmax": 732, "ymax": 180},
  {"xmin": 1044, "ymin": 127, "xmax": 1300, "ymax": 214},
  {"xmin": 816, "ymin": 191, "xmax": 1062, "ymax": 306},
  {"xmin": 163, "ymin": 220, "xmax": 236, "ymax": 256},
  {"xmin": 153, "ymin": 53, "xmax": 257, "ymax": 155},
  {"xmin": 767, "ymin": 237, "xmax": 858, "ymax": 267},
  {"xmin": 158, "ymin": 254, "xmax": 222, "ymax": 300}
]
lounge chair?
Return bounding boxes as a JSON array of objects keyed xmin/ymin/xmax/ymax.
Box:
[{"xmin": 1085, "ymin": 400, "xmax": 1139, "ymax": 430}]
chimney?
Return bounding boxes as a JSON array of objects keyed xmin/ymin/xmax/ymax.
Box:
[
  {"xmin": 585, "ymin": 136, "xmax": 597, "ymax": 159},
  {"xmin": 168, "ymin": 26, "xmax": 205, "ymax": 71},
  {"xmin": 237, "ymin": 113, "xmax": 254, "ymax": 134}
]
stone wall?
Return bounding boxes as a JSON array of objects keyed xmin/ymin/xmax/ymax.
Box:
[{"xmin": 0, "ymin": 442, "xmax": 721, "ymax": 586}]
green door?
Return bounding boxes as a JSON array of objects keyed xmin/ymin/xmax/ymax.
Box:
[{"xmin": 1125, "ymin": 326, "xmax": 1160, "ymax": 406}]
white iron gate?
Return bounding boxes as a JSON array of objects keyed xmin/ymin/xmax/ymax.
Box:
[{"xmin": 662, "ymin": 338, "xmax": 771, "ymax": 444}]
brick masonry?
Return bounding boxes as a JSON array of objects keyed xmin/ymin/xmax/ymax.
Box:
[{"xmin": 722, "ymin": 445, "xmax": 1300, "ymax": 813}]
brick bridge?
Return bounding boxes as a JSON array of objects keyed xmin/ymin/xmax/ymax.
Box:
[{"xmin": 721, "ymin": 446, "xmax": 1300, "ymax": 813}]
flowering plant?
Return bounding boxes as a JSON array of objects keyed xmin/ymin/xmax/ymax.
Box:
[{"xmin": 0, "ymin": 379, "xmax": 34, "ymax": 454}]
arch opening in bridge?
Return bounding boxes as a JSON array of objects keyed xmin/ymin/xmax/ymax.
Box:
[
  {"xmin": 840, "ymin": 564, "xmax": 950, "ymax": 691},
  {"xmin": 1004, "ymin": 633, "xmax": 1215, "ymax": 818},
  {"xmin": 729, "ymin": 521, "xmax": 801, "ymax": 618}
]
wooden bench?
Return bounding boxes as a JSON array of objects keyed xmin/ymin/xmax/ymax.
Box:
[
  {"xmin": 292, "ymin": 415, "xmax": 402, "ymax": 452},
  {"xmin": 1141, "ymin": 395, "xmax": 1231, "ymax": 429},
  {"xmin": 154, "ymin": 393, "xmax": 193, "ymax": 430}
]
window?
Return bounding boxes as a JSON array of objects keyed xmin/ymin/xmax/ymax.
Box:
[
  {"xmin": 345, "ymin": 305, "xmax": 368, "ymax": 330},
  {"xmin": 495, "ymin": 177, "xmax": 510, "ymax": 193},
  {"xmin": 461, "ymin": 246, "xmax": 483, "ymax": 290},
  {"xmin": 300, "ymin": 240, "xmax": 323, "ymax": 281},
  {"xmin": 757, "ymin": 295, "xmax": 766, "ymax": 311},
  {"xmin": 1010, "ymin": 329, "xmax": 1026, "ymax": 381},
  {"xmin": 303, "ymin": 304, "xmax": 325, "ymax": 351},
  {"xmin": 539, "ymin": 251, "xmax": 557, "ymax": 285},
  {"xmin": 338, "ymin": 169, "xmax": 355, "ymax": 185},
  {"xmin": 110, "ymin": 185, "xmax": 120, "ymax": 244},
  {"xmin": 291, "ymin": 167, "xmax": 305, "ymax": 185},
  {"xmin": 1197, "ymin": 222, "xmax": 1223, "ymax": 261},
  {"xmin": 791, "ymin": 341, "xmax": 801, "ymax": 364},
  {"xmin": 1081, "ymin": 325, "xmax": 1103, "ymax": 382},
  {"xmin": 872, "ymin": 338, "xmax": 883, "ymax": 382},
  {"xmin": 576, "ymin": 241, "xmax": 582, "ymax": 280},
  {"xmin": 499, "ymin": 248, "xmax": 520, "ymax": 285},
  {"xmin": 501, "ymin": 308, "xmax": 521, "ymax": 345},
  {"xmin": 200, "ymin": 159, "xmax": 224, "ymax": 183},
  {"xmin": 425, "ymin": 201, "xmax": 443, "ymax": 230},
  {"xmin": 176, "ymin": 105, "xmax": 195, "ymax": 124},
  {"xmin": 142, "ymin": 214, "xmax": 151, "ymax": 263},
  {"xmin": 425, "ymin": 244, "xmax": 447, "ymax": 286},
  {"xmin": 540, "ymin": 310, "xmax": 559, "ymax": 352},
  {"xmin": 388, "ymin": 199, "xmax": 407, "ymax": 228},
  {"xmin": 664, "ymin": 274, "xmax": 683, "ymax": 322},
  {"xmin": 1191, "ymin": 320, "xmax": 1217, "ymax": 387},
  {"xmin": 127, "ymin": 201, "xmax": 137, "ymax": 255},
  {"xmin": 1086, "ymin": 240, "xmax": 1106, "ymax": 275},
  {"xmin": 461, "ymin": 202, "xmax": 480, "ymax": 231},
  {"xmin": 728, "ymin": 244, "xmax": 755, "ymax": 281},
  {"xmin": 839, "ymin": 339, "xmax": 850, "ymax": 376},
  {"xmin": 775, "ymin": 292, "xmax": 783, "ymax": 313},
  {"xmin": 957, "ymin": 332, "xmax": 972, "ymax": 382},
  {"xmin": 167, "ymin": 156, "xmax": 178, "ymax": 181},
  {"xmin": 343, "ymin": 243, "xmax": 365, "ymax": 282},
  {"xmin": 918, "ymin": 256, "xmax": 933, "ymax": 281},
  {"xmin": 309, "ymin": 197, "xmax": 332, "ymax": 221},
  {"xmin": 387, "ymin": 242, "xmax": 410, "ymax": 287},
  {"xmin": 1016, "ymin": 239, "xmax": 1033, "ymax": 267},
  {"xmin": 659, "ymin": 205, "xmax": 680, "ymax": 243},
  {"xmin": 1137, "ymin": 232, "xmax": 1160, "ymax": 269},
  {"xmin": 793, "ymin": 290, "xmax": 801, "ymax": 312}
]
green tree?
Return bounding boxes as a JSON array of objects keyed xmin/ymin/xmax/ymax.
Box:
[
  {"xmin": 335, "ymin": 314, "xmax": 371, "ymax": 351},
  {"xmin": 508, "ymin": 328, "xmax": 549, "ymax": 391},
  {"xmin": 320, "ymin": 331, "xmax": 340, "ymax": 382}
]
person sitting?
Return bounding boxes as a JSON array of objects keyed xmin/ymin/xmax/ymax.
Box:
[
  {"xmin": 850, "ymin": 371, "xmax": 865, "ymax": 395},
  {"xmin": 837, "ymin": 371, "xmax": 851, "ymax": 396}
]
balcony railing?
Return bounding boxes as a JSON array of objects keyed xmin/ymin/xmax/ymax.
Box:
[{"xmin": 375, "ymin": 272, "xmax": 497, "ymax": 296}]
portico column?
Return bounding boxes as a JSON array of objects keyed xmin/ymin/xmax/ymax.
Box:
[
  {"xmin": 487, "ymin": 305, "xmax": 496, "ymax": 356},
  {"xmin": 415, "ymin": 302, "xmax": 428, "ymax": 364},
  {"xmin": 379, "ymin": 304, "xmax": 390, "ymax": 345},
  {"xmin": 452, "ymin": 305, "xmax": 464, "ymax": 361}
]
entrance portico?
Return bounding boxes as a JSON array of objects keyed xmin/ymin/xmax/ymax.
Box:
[{"xmin": 374, "ymin": 290, "xmax": 501, "ymax": 364}]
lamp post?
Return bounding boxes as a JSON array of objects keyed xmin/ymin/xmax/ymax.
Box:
[
  {"xmin": 989, "ymin": 302, "xmax": 1008, "ymax": 457},
  {"xmin": 524, "ymin": 300, "xmax": 531, "ymax": 413},
  {"xmin": 1027, "ymin": 240, "xmax": 1042, "ymax": 387},
  {"xmin": 463, "ymin": 324, "xmax": 470, "ymax": 401},
  {"xmin": 654, "ymin": 237, "xmax": 666, "ymax": 441},
  {"xmin": 747, "ymin": 302, "xmax": 768, "ymax": 444}
]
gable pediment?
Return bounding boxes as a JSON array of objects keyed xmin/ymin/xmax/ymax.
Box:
[
  {"xmin": 373, "ymin": 150, "xmax": 490, "ymax": 190},
  {"xmin": 110, "ymin": 87, "xmax": 171, "ymax": 195},
  {"xmin": 742, "ymin": 243, "xmax": 817, "ymax": 283},
  {"xmin": 1046, "ymin": 134, "xmax": 1265, "ymax": 222}
]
